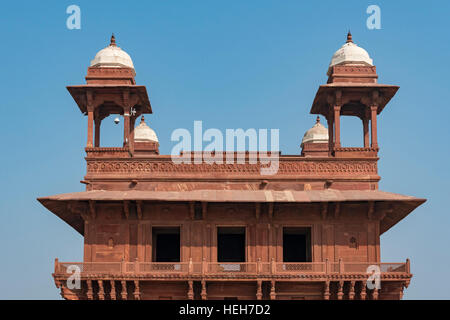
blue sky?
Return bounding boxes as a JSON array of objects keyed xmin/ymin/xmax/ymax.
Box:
[{"xmin": 0, "ymin": 1, "xmax": 448, "ymax": 299}]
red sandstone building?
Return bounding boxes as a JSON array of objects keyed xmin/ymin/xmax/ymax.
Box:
[{"xmin": 39, "ymin": 33, "xmax": 425, "ymax": 300}]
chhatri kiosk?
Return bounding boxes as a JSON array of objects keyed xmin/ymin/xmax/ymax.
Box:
[{"xmin": 39, "ymin": 33, "xmax": 425, "ymax": 300}]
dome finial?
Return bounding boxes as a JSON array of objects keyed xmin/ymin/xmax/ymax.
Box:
[
  {"xmin": 134, "ymin": 115, "xmax": 158, "ymax": 143},
  {"xmin": 301, "ymin": 116, "xmax": 329, "ymax": 146},
  {"xmin": 110, "ymin": 33, "xmax": 117, "ymax": 47},
  {"xmin": 346, "ymin": 30, "xmax": 353, "ymax": 43}
]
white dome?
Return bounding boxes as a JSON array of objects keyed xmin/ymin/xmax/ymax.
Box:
[
  {"xmin": 90, "ymin": 35, "xmax": 135, "ymax": 70},
  {"xmin": 301, "ymin": 117, "xmax": 329, "ymax": 146},
  {"xmin": 327, "ymin": 32, "xmax": 373, "ymax": 75},
  {"xmin": 134, "ymin": 116, "xmax": 158, "ymax": 143}
]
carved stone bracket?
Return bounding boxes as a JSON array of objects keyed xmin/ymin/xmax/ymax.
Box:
[
  {"xmin": 88, "ymin": 200, "xmax": 96, "ymax": 220},
  {"xmin": 368, "ymin": 201, "xmax": 374, "ymax": 220},
  {"xmin": 268, "ymin": 203, "xmax": 274, "ymax": 221},
  {"xmin": 189, "ymin": 202, "xmax": 195, "ymax": 220},
  {"xmin": 321, "ymin": 203, "xmax": 328, "ymax": 220},
  {"xmin": 334, "ymin": 203, "xmax": 340, "ymax": 219},
  {"xmin": 123, "ymin": 200, "xmax": 130, "ymax": 219},
  {"xmin": 255, "ymin": 203, "xmax": 261, "ymax": 220},
  {"xmin": 202, "ymin": 202, "xmax": 208, "ymax": 220},
  {"xmin": 136, "ymin": 200, "xmax": 143, "ymax": 220}
]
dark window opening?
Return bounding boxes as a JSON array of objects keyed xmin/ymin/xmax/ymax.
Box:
[
  {"xmin": 283, "ymin": 227, "xmax": 311, "ymax": 262},
  {"xmin": 152, "ymin": 227, "xmax": 180, "ymax": 262},
  {"xmin": 217, "ymin": 227, "xmax": 246, "ymax": 262}
]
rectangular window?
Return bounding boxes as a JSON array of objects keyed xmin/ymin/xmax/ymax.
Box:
[
  {"xmin": 152, "ymin": 227, "xmax": 180, "ymax": 262},
  {"xmin": 283, "ymin": 227, "xmax": 311, "ymax": 262},
  {"xmin": 217, "ymin": 227, "xmax": 246, "ymax": 262}
]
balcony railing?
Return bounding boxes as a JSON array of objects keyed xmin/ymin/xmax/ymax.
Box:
[{"xmin": 54, "ymin": 259, "xmax": 410, "ymax": 277}]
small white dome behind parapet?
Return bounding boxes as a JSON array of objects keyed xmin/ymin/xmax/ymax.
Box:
[
  {"xmin": 301, "ymin": 116, "xmax": 329, "ymax": 147},
  {"xmin": 134, "ymin": 116, "xmax": 158, "ymax": 143}
]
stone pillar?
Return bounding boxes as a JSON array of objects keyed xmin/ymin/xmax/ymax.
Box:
[
  {"xmin": 327, "ymin": 116, "xmax": 334, "ymax": 153},
  {"xmin": 333, "ymin": 105, "xmax": 341, "ymax": 148},
  {"xmin": 110, "ymin": 280, "xmax": 116, "ymax": 300},
  {"xmin": 370, "ymin": 105, "xmax": 378, "ymax": 149},
  {"xmin": 94, "ymin": 118, "xmax": 101, "ymax": 147},
  {"xmin": 349, "ymin": 281, "xmax": 355, "ymax": 300},
  {"xmin": 201, "ymin": 280, "xmax": 207, "ymax": 300},
  {"xmin": 187, "ymin": 281, "xmax": 194, "ymax": 300},
  {"xmin": 372, "ymin": 288, "xmax": 379, "ymax": 300},
  {"xmin": 98, "ymin": 280, "xmax": 105, "ymax": 300},
  {"xmin": 87, "ymin": 111, "xmax": 94, "ymax": 148},
  {"xmin": 363, "ymin": 117, "xmax": 369, "ymax": 148},
  {"xmin": 123, "ymin": 109, "xmax": 130, "ymax": 147},
  {"xmin": 270, "ymin": 280, "xmax": 276, "ymax": 300},
  {"xmin": 133, "ymin": 280, "xmax": 141, "ymax": 300},
  {"xmin": 86, "ymin": 280, "xmax": 93, "ymax": 300},
  {"xmin": 323, "ymin": 281, "xmax": 330, "ymax": 300},
  {"xmin": 256, "ymin": 280, "xmax": 262, "ymax": 300},
  {"xmin": 121, "ymin": 280, "xmax": 128, "ymax": 300},
  {"xmin": 129, "ymin": 115, "xmax": 137, "ymax": 153},
  {"xmin": 337, "ymin": 281, "xmax": 344, "ymax": 300},
  {"xmin": 360, "ymin": 281, "xmax": 367, "ymax": 300},
  {"xmin": 122, "ymin": 90, "xmax": 131, "ymax": 148}
]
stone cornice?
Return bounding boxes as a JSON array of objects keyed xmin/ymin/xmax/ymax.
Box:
[{"xmin": 85, "ymin": 158, "xmax": 378, "ymax": 177}]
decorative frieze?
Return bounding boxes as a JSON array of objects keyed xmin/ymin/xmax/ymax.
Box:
[{"xmin": 86, "ymin": 159, "xmax": 377, "ymax": 176}]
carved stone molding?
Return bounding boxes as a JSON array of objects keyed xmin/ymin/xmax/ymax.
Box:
[{"xmin": 87, "ymin": 159, "xmax": 378, "ymax": 176}]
